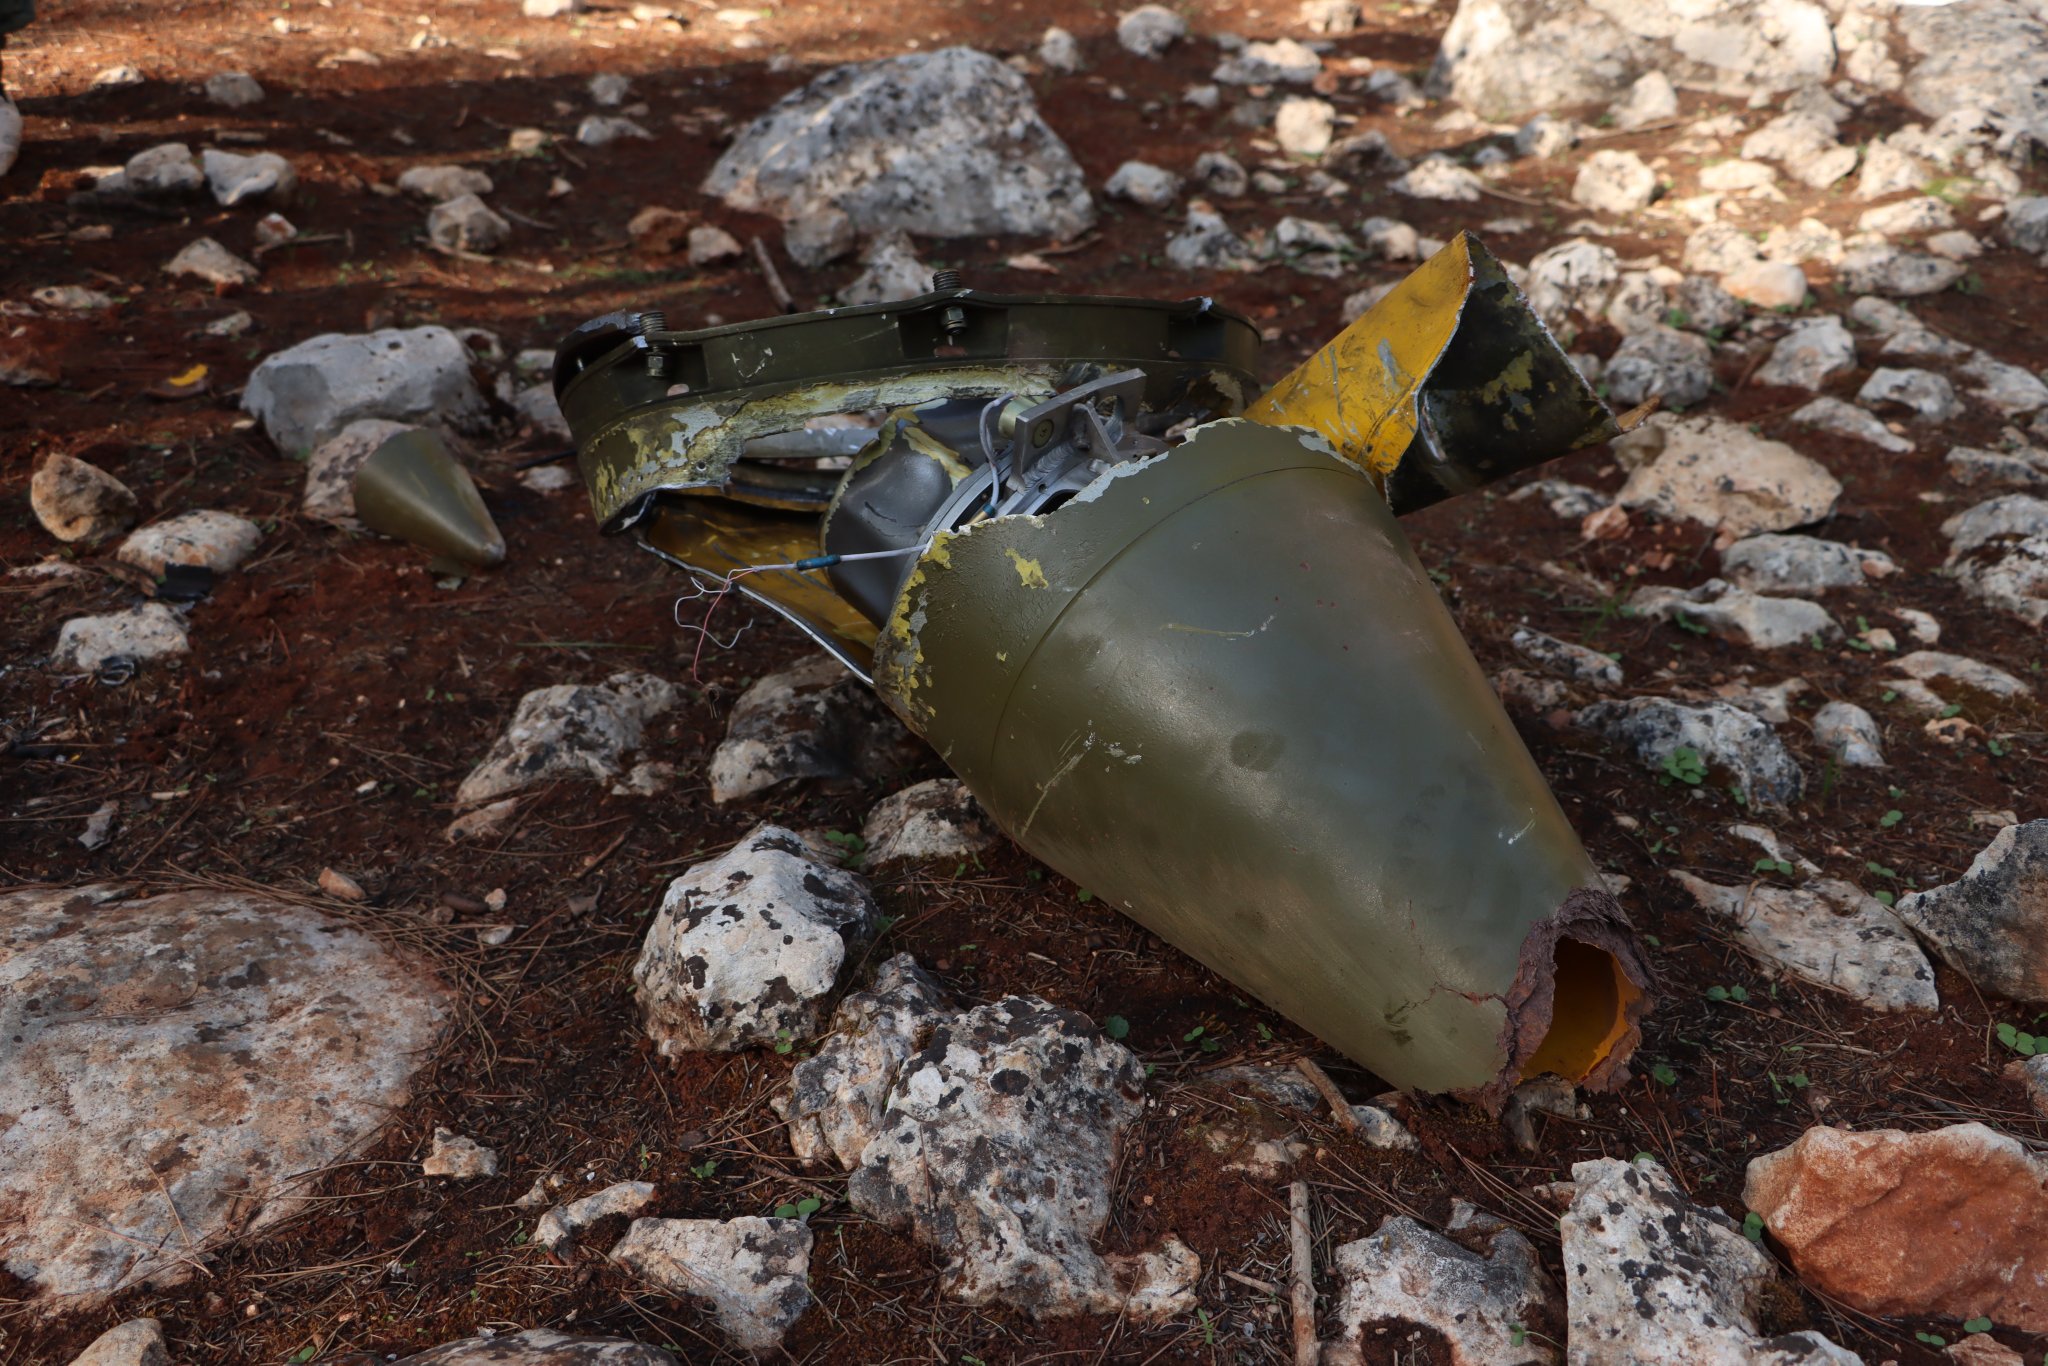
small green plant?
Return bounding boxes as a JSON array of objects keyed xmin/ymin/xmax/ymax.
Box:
[
  {"xmin": 1997, "ymin": 1022, "xmax": 2041, "ymax": 1056},
  {"xmin": 822, "ymin": 831, "xmax": 866, "ymax": 866},
  {"xmin": 690, "ymin": 1159, "xmax": 719, "ymax": 1179},
  {"xmin": 1651, "ymin": 1062, "xmax": 1679, "ymax": 1086},
  {"xmin": 1075, "ymin": 888, "xmax": 1095, "ymax": 903},
  {"xmin": 1196, "ymin": 1308, "xmax": 1217, "ymax": 1346},
  {"xmin": 1880, "ymin": 688, "xmax": 1899, "ymax": 703},
  {"xmin": 1673, "ymin": 611, "xmax": 1709, "ymax": 637},
  {"xmin": 1964, "ymin": 1317, "xmax": 1995, "ymax": 1334},
  {"xmin": 291, "ymin": 1348, "xmax": 318, "ymax": 1364},
  {"xmin": 1866, "ymin": 860, "xmax": 1898, "ymax": 881},
  {"xmin": 1103, "ymin": 1015, "xmax": 1130, "ymax": 1040},
  {"xmin": 774, "ymin": 1028, "xmax": 795, "ymax": 1056},
  {"xmin": 1741, "ymin": 1211, "xmax": 1765, "ymax": 1242},
  {"xmin": 1939, "ymin": 703, "xmax": 1964, "ymax": 719},
  {"xmin": 1917, "ymin": 1332, "xmax": 1948, "ymax": 1347},
  {"xmin": 1706, "ymin": 984, "xmax": 1749, "ymax": 1003},
  {"xmin": 1661, "ymin": 747, "xmax": 1707, "ymax": 786},
  {"xmin": 773, "ymin": 1196, "xmax": 824, "ymax": 1220},
  {"xmin": 1988, "ymin": 737, "xmax": 2009, "ymax": 757},
  {"xmin": 1753, "ymin": 858, "xmax": 1795, "ymax": 877},
  {"xmin": 1880, "ymin": 809, "xmax": 1903, "ymax": 829}
]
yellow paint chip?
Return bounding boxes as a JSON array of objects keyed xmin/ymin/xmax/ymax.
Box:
[
  {"xmin": 169, "ymin": 364, "xmax": 208, "ymax": 386},
  {"xmin": 1004, "ymin": 547, "xmax": 1048, "ymax": 588}
]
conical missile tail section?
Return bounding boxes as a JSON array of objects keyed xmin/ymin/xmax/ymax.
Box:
[
  {"xmin": 353, "ymin": 429, "xmax": 507, "ymax": 568},
  {"xmin": 553, "ymin": 231, "xmax": 1652, "ymax": 1102}
]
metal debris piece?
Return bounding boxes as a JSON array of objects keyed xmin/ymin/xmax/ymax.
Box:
[{"xmin": 352, "ymin": 428, "xmax": 506, "ymax": 567}]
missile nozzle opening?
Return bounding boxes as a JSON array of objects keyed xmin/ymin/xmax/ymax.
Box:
[{"xmin": 1521, "ymin": 937, "xmax": 1644, "ymax": 1085}]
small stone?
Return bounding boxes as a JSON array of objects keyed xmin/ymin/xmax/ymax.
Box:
[
  {"xmin": 165, "ymin": 237, "xmax": 259, "ymax": 288},
  {"xmin": 1213, "ymin": 38, "xmax": 1322, "ymax": 85},
  {"xmin": 253, "ymin": 213, "xmax": 296, "ymax": 249},
  {"xmin": 427, "ymin": 194, "xmax": 510, "ymax": 254},
  {"xmin": 2004, "ymin": 196, "xmax": 2048, "ymax": 254},
  {"xmin": 609, "ymin": 1217, "xmax": 812, "ymax": 1351},
  {"xmin": 64, "ymin": 1318, "xmax": 168, "ymax": 1366},
  {"xmin": 396, "ymin": 164, "xmax": 494, "ymax": 201},
  {"xmin": 1510, "ymin": 627, "xmax": 1622, "ymax": 687},
  {"xmin": 1698, "ymin": 159, "xmax": 1778, "ymax": 192},
  {"xmin": 1104, "ymin": 160, "xmax": 1182, "ymax": 209},
  {"xmin": 1840, "ymin": 245, "xmax": 1967, "ymax": 297},
  {"xmin": 1897, "ymin": 821, "xmax": 2048, "ymax": 1006},
  {"xmin": 686, "ymin": 225, "xmax": 745, "ymax": 267},
  {"xmin": 1856, "ymin": 140, "xmax": 1929, "ymax": 199},
  {"xmin": 1165, "ymin": 206, "xmax": 1260, "ymax": 272},
  {"xmin": 1320, "ymin": 1213, "xmax": 1557, "ymax": 1366},
  {"xmin": 627, "ymin": 205, "xmax": 692, "ymax": 254},
  {"xmin": 1613, "ymin": 71, "xmax": 1677, "ymax": 130},
  {"xmin": 1746, "ymin": 1123, "xmax": 2048, "ymax": 1331},
  {"xmin": 1038, "ymin": 26, "xmax": 1082, "ymax": 73},
  {"xmin": 1392, "ymin": 156, "xmax": 1483, "ymax": 202},
  {"xmin": 1508, "ymin": 478, "xmax": 1609, "ymax": 520},
  {"xmin": 457, "ymin": 673, "xmax": 680, "ymax": 808},
  {"xmin": 201, "ymin": 149, "xmax": 295, "ymax": 207},
  {"xmin": 52, "ymin": 605, "xmax": 189, "ymax": 674},
  {"xmin": 708, "ymin": 654, "xmax": 911, "ymax": 802},
  {"xmin": 421, "ymin": 1128, "xmax": 499, "ymax": 1180},
  {"xmin": 204, "ymin": 71, "xmax": 266, "ymax": 108},
  {"xmin": 522, "ymin": 0, "xmax": 585, "ymax": 13},
  {"xmin": 1274, "ymin": 97, "xmax": 1337, "ymax": 157},
  {"xmin": 1615, "ymin": 414, "xmax": 1842, "ymax": 540},
  {"xmin": 576, "ymin": 115, "xmax": 653, "ymax": 146},
  {"xmin": 633, "ymin": 824, "xmax": 878, "ymax": 1055},
  {"xmin": 1576, "ymin": 696, "xmax": 1804, "ymax": 808},
  {"xmin": 507, "ymin": 127, "xmax": 548, "ymax": 153},
  {"xmin": 245, "ymin": 326, "xmax": 492, "ymax": 455},
  {"xmin": 1889, "ymin": 650, "xmax": 2031, "ymax": 705},
  {"xmin": 1857, "ymin": 195, "xmax": 1954, "ymax": 236},
  {"xmin": 1812, "ymin": 700, "xmax": 1885, "ymax": 768},
  {"xmin": 32, "ymin": 285, "xmax": 116, "ymax": 312},
  {"xmin": 387, "ymin": 1330, "xmax": 673, "ymax": 1365},
  {"xmin": 588, "ymin": 72, "xmax": 631, "ymax": 107},
  {"xmin": 533, "ymin": 1181, "xmax": 654, "ymax": 1250},
  {"xmin": 2007, "ymin": 1056, "xmax": 2048, "ymax": 1119},
  {"xmin": 444, "ymin": 797, "xmax": 520, "ymax": 843},
  {"xmin": 1348, "ymin": 1104, "xmax": 1419, "ymax": 1151},
  {"xmin": 1791, "ymin": 396, "xmax": 1914, "ymax": 453},
  {"xmin": 1858, "ymin": 366, "xmax": 1959, "ymax": 421},
  {"xmin": 862, "ymin": 779, "xmax": 999, "ymax": 865},
  {"xmin": 1116, "ymin": 4, "xmax": 1186, "ymax": 57},
  {"xmin": 1959, "ymin": 354, "xmax": 2048, "ymax": 417},
  {"xmin": 105, "ymin": 143, "xmax": 203, "ymax": 199},
  {"xmin": 1754, "ymin": 316, "xmax": 1855, "ymax": 390},
  {"xmin": 1604, "ymin": 325, "xmax": 1714, "ymax": 409},
  {"xmin": 1514, "ymin": 113, "xmax": 1576, "ymax": 159},
  {"xmin": 318, "ymin": 867, "xmax": 367, "ymax": 902},
  {"xmin": 1192, "ymin": 151, "xmax": 1248, "ymax": 199},
  {"xmin": 30, "ymin": 454, "xmax": 137, "ymax": 544},
  {"xmin": 1301, "ymin": 0, "xmax": 1363, "ymax": 32},
  {"xmin": 1626, "ymin": 578, "xmax": 1838, "ymax": 650},
  {"xmin": 1571, "ymin": 150, "xmax": 1657, "ymax": 214},
  {"xmin": 1720, "ymin": 533, "xmax": 1896, "ymax": 593},
  {"xmin": 117, "ymin": 510, "xmax": 262, "ymax": 579},
  {"xmin": 1522, "ymin": 238, "xmax": 1620, "ymax": 327},
  {"xmin": 1719, "ymin": 260, "xmax": 1808, "ymax": 309},
  {"xmin": 839, "ymin": 231, "xmax": 932, "ymax": 306},
  {"xmin": 1684, "ymin": 221, "xmax": 1764, "ymax": 275}
]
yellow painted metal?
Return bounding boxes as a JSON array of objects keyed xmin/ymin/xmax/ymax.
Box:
[{"xmin": 1243, "ymin": 232, "xmax": 1478, "ymax": 478}]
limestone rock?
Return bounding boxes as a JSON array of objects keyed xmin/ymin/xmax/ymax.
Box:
[
  {"xmin": 1888, "ymin": 649, "xmax": 2031, "ymax": 706},
  {"xmin": 1104, "ymin": 160, "xmax": 1182, "ymax": 209},
  {"xmin": 687, "ymin": 225, "xmax": 744, "ymax": 267},
  {"xmin": 303, "ymin": 419, "xmax": 417, "ymax": 527},
  {"xmin": 1959, "ymin": 354, "xmax": 2048, "ymax": 417},
  {"xmin": 1858, "ymin": 366, "xmax": 1959, "ymax": 421},
  {"xmin": 1674, "ymin": 873, "xmax": 1934, "ymax": 1011},
  {"xmin": 704, "ymin": 48, "xmax": 1094, "ymax": 241},
  {"xmin": 1746, "ymin": 1123, "xmax": 2048, "ymax": 1331},
  {"xmin": 1604, "ymin": 324, "xmax": 1713, "ymax": 409},
  {"xmin": 1615, "ymin": 415, "xmax": 1841, "ymax": 539},
  {"xmin": 1896, "ymin": 1, "xmax": 2048, "ymax": 138},
  {"xmin": 1167, "ymin": 207, "xmax": 1260, "ymax": 271},
  {"xmin": 534, "ymin": 1181, "xmax": 655, "ymax": 1251},
  {"xmin": 1522, "ymin": 239, "xmax": 1619, "ymax": 327},
  {"xmin": 1562, "ymin": 1156, "xmax": 1861, "ymax": 1365},
  {"xmin": 1576, "ymin": 696, "xmax": 1804, "ymax": 807},
  {"xmin": 1572, "ymin": 149, "xmax": 1657, "ymax": 214},
  {"xmin": 1214, "ymin": 38, "xmax": 1322, "ymax": 85},
  {"xmin": 1685, "ymin": 221, "xmax": 1763, "ymax": 276},
  {"xmin": 0, "ymin": 886, "xmax": 448, "ymax": 1307},
  {"xmin": 455, "ymin": 672, "xmax": 680, "ymax": 808},
  {"xmin": 1510, "ymin": 627, "xmax": 1621, "ymax": 687},
  {"xmin": 1897, "ymin": 822, "xmax": 2048, "ymax": 1006},
  {"xmin": 838, "ymin": 230, "xmax": 932, "ymax": 306},
  {"xmin": 1812, "ymin": 700, "xmax": 1884, "ymax": 768},
  {"xmin": 1719, "ymin": 261, "xmax": 1808, "ymax": 310},
  {"xmin": 244, "ymin": 326, "xmax": 491, "ymax": 454},
  {"xmin": 783, "ymin": 205, "xmax": 856, "ymax": 268},
  {"xmin": 1942, "ymin": 494, "xmax": 2048, "ymax": 625},
  {"xmin": 116, "ymin": 510, "xmax": 262, "ymax": 578},
  {"xmin": 1320, "ymin": 1212, "xmax": 1559, "ymax": 1366},
  {"xmin": 1192, "ymin": 151, "xmax": 1249, "ymax": 199},
  {"xmin": 421, "ymin": 1128, "xmax": 499, "ymax": 1180},
  {"xmin": 1117, "ymin": 5, "xmax": 1186, "ymax": 57},
  {"xmin": 785, "ymin": 954, "xmax": 1196, "ymax": 1318},
  {"xmin": 165, "ymin": 237, "xmax": 259, "ymax": 288},
  {"xmin": 1393, "ymin": 156, "xmax": 1485, "ymax": 202},
  {"xmin": 1839, "ymin": 245, "xmax": 1966, "ymax": 298},
  {"xmin": 627, "ymin": 206, "xmax": 691, "ymax": 254},
  {"xmin": 398, "ymin": 165, "xmax": 495, "ymax": 203},
  {"xmin": 1626, "ymin": 578, "xmax": 1838, "ymax": 650},
  {"xmin": 1719, "ymin": 533, "xmax": 1895, "ymax": 594},
  {"xmin": 609, "ymin": 1217, "xmax": 812, "ymax": 1351},
  {"xmin": 709, "ymin": 653, "xmax": 913, "ymax": 802},
  {"xmin": 91, "ymin": 143, "xmax": 203, "ymax": 200},
  {"xmin": 576, "ymin": 116, "xmax": 652, "ymax": 146},
  {"xmin": 66, "ymin": 1319, "xmax": 168, "ymax": 1366},
  {"xmin": 204, "ymin": 71, "xmax": 266, "ymax": 108},
  {"xmin": 1790, "ymin": 396, "xmax": 1913, "ymax": 453},
  {"xmin": 1754, "ymin": 316, "xmax": 1855, "ymax": 391},
  {"xmin": 862, "ymin": 778, "xmax": 1000, "ymax": 865},
  {"xmin": 1038, "ymin": 26, "xmax": 1082, "ymax": 72},
  {"xmin": 1613, "ymin": 70, "xmax": 1677, "ymax": 129},
  {"xmin": 200, "ymin": 149, "xmax": 294, "ymax": 207},
  {"xmin": 428, "ymin": 194, "xmax": 512, "ymax": 254},
  {"xmin": 52, "ymin": 604, "xmax": 190, "ymax": 673},
  {"xmin": 389, "ymin": 1330, "xmax": 675, "ymax": 1365},
  {"xmin": 633, "ymin": 824, "xmax": 877, "ymax": 1055},
  {"xmin": 2006, "ymin": 197, "xmax": 2048, "ymax": 255},
  {"xmin": 30, "ymin": 454, "xmax": 137, "ymax": 543}
]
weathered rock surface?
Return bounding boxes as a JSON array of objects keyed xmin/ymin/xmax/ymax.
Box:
[
  {"xmin": 1672, "ymin": 874, "xmax": 1935, "ymax": 1011},
  {"xmin": 1320, "ymin": 1209, "xmax": 1558, "ymax": 1366},
  {"xmin": 204, "ymin": 71, "xmax": 265, "ymax": 108},
  {"xmin": 783, "ymin": 953, "xmax": 1195, "ymax": 1318},
  {"xmin": 1627, "ymin": 578, "xmax": 1838, "ymax": 650},
  {"xmin": 52, "ymin": 604, "xmax": 190, "ymax": 673},
  {"xmin": 862, "ymin": 778, "xmax": 1001, "ymax": 865},
  {"xmin": 1755, "ymin": 316, "xmax": 1856, "ymax": 391},
  {"xmin": 1791, "ymin": 396, "xmax": 1913, "ymax": 453},
  {"xmin": 1616, "ymin": 415, "xmax": 1841, "ymax": 540},
  {"xmin": 66, "ymin": 1318, "xmax": 168, "ymax": 1366},
  {"xmin": 421, "ymin": 1128, "xmax": 499, "ymax": 1180},
  {"xmin": 1858, "ymin": 366, "xmax": 1959, "ymax": 422},
  {"xmin": 429, "ymin": 194, "xmax": 512, "ymax": 254},
  {"xmin": 608, "ymin": 1217, "xmax": 812, "ymax": 1351},
  {"xmin": 1104, "ymin": 159, "xmax": 1182, "ymax": 209},
  {"xmin": 201, "ymin": 148, "xmax": 295, "ymax": 207},
  {"xmin": 704, "ymin": 48, "xmax": 1093, "ymax": 241},
  {"xmin": 165, "ymin": 237, "xmax": 259, "ymax": 288},
  {"xmin": 1523, "ymin": 239, "xmax": 1619, "ymax": 327},
  {"xmin": 1811, "ymin": 700, "xmax": 1885, "ymax": 768},
  {"xmin": 838, "ymin": 230, "xmax": 932, "ymax": 305},
  {"xmin": 1117, "ymin": 4, "xmax": 1186, "ymax": 57},
  {"xmin": 784, "ymin": 205, "xmax": 857, "ymax": 268},
  {"xmin": 1510, "ymin": 627, "xmax": 1621, "ymax": 688},
  {"xmin": 117, "ymin": 510, "xmax": 262, "ymax": 579},
  {"xmin": 1572, "ymin": 149, "xmax": 1657, "ymax": 215},
  {"xmin": 633, "ymin": 824, "xmax": 877, "ymax": 1055},
  {"xmin": 1604, "ymin": 324, "xmax": 1712, "ymax": 408},
  {"xmin": 1888, "ymin": 650, "xmax": 2032, "ymax": 706},
  {"xmin": 1746, "ymin": 1123, "xmax": 2048, "ymax": 1331},
  {"xmin": 1720, "ymin": 533, "xmax": 1895, "ymax": 594},
  {"xmin": 1562, "ymin": 1156, "xmax": 1862, "ymax": 1366},
  {"xmin": 534, "ymin": 1181, "xmax": 655, "ymax": 1251},
  {"xmin": 0, "ymin": 886, "xmax": 448, "ymax": 1307},
  {"xmin": 397, "ymin": 164, "xmax": 494, "ymax": 201},
  {"xmin": 709, "ymin": 653, "xmax": 912, "ymax": 803},
  {"xmin": 389, "ymin": 1329, "xmax": 676, "ymax": 1365},
  {"xmin": 1577, "ymin": 696, "xmax": 1804, "ymax": 807},
  {"xmin": 1897, "ymin": 821, "xmax": 2048, "ymax": 1006},
  {"xmin": 456, "ymin": 672, "xmax": 679, "ymax": 808},
  {"xmin": 1942, "ymin": 493, "xmax": 2048, "ymax": 626},
  {"xmin": 303, "ymin": 419, "xmax": 419, "ymax": 527},
  {"xmin": 244, "ymin": 326, "xmax": 491, "ymax": 454},
  {"xmin": 1214, "ymin": 38, "xmax": 1323, "ymax": 85},
  {"xmin": 31, "ymin": 454, "xmax": 137, "ymax": 543}
]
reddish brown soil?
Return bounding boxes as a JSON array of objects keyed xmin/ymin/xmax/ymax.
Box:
[{"xmin": 3, "ymin": 2, "xmax": 2046, "ymax": 1364}]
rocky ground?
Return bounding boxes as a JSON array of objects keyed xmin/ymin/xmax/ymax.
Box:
[{"xmin": 3, "ymin": 0, "xmax": 2048, "ymax": 1363}]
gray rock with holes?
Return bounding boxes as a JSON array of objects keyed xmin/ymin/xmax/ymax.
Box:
[
  {"xmin": 609, "ymin": 1217, "xmax": 812, "ymax": 1351},
  {"xmin": 456, "ymin": 672, "xmax": 679, "ymax": 807},
  {"xmin": 243, "ymin": 325, "xmax": 492, "ymax": 454},
  {"xmin": 1576, "ymin": 696, "xmax": 1805, "ymax": 808},
  {"xmin": 1898, "ymin": 821, "xmax": 2048, "ymax": 1006}
]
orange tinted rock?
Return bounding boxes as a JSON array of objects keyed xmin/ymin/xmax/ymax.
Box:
[{"xmin": 1744, "ymin": 1123, "xmax": 2048, "ymax": 1330}]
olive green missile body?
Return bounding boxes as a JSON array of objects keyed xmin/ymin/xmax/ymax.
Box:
[
  {"xmin": 552, "ymin": 233, "xmax": 1653, "ymax": 1100},
  {"xmin": 353, "ymin": 429, "xmax": 506, "ymax": 568}
]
